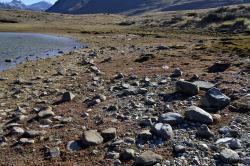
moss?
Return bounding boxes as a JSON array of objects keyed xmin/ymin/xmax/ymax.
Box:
[{"xmin": 209, "ymin": 36, "xmax": 250, "ymax": 57}]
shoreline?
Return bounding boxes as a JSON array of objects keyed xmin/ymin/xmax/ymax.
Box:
[{"xmin": 0, "ymin": 32, "xmax": 85, "ymax": 72}]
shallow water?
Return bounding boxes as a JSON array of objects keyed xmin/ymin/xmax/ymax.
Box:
[{"xmin": 0, "ymin": 32, "xmax": 84, "ymax": 71}]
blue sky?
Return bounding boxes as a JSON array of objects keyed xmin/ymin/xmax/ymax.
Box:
[{"xmin": 0, "ymin": 0, "xmax": 57, "ymax": 5}]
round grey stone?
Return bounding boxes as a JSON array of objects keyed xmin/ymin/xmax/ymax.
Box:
[
  {"xmin": 220, "ymin": 148, "xmax": 240, "ymax": 164},
  {"xmin": 151, "ymin": 123, "xmax": 174, "ymax": 140}
]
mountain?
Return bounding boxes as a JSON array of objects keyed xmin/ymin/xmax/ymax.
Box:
[
  {"xmin": 47, "ymin": 0, "xmax": 250, "ymax": 14},
  {"xmin": 0, "ymin": 0, "xmax": 52, "ymax": 11},
  {"xmin": 8, "ymin": 0, "xmax": 26, "ymax": 9},
  {"xmin": 0, "ymin": 2, "xmax": 12, "ymax": 9},
  {"xmin": 47, "ymin": 0, "xmax": 163, "ymax": 14},
  {"xmin": 27, "ymin": 1, "xmax": 52, "ymax": 11}
]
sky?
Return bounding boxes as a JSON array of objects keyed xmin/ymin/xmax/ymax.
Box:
[{"xmin": 0, "ymin": 0, "xmax": 57, "ymax": 5}]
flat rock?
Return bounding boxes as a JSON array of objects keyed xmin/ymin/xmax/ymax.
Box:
[
  {"xmin": 216, "ymin": 138, "xmax": 242, "ymax": 149},
  {"xmin": 19, "ymin": 138, "xmax": 35, "ymax": 145},
  {"xmin": 82, "ymin": 130, "xmax": 103, "ymax": 146},
  {"xmin": 38, "ymin": 106, "xmax": 54, "ymax": 118},
  {"xmin": 176, "ymin": 80, "xmax": 199, "ymax": 96},
  {"xmin": 135, "ymin": 151, "xmax": 163, "ymax": 166},
  {"xmin": 220, "ymin": 148, "xmax": 240, "ymax": 164},
  {"xmin": 185, "ymin": 106, "xmax": 213, "ymax": 124},
  {"xmin": 193, "ymin": 81, "xmax": 215, "ymax": 90},
  {"xmin": 159, "ymin": 112, "xmax": 183, "ymax": 125},
  {"xmin": 11, "ymin": 127, "xmax": 25, "ymax": 135}
]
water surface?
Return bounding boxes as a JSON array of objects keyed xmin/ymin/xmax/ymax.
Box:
[{"xmin": 0, "ymin": 32, "xmax": 84, "ymax": 71}]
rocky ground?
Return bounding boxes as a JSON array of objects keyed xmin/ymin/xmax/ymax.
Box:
[{"xmin": 0, "ymin": 6, "xmax": 249, "ymax": 166}]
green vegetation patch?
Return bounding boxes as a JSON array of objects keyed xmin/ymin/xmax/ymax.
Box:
[{"xmin": 210, "ymin": 36, "xmax": 250, "ymax": 57}]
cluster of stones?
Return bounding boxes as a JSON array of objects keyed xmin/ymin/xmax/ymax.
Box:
[{"xmin": 0, "ymin": 47, "xmax": 249, "ymax": 166}]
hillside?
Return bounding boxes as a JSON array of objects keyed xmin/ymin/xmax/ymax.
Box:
[
  {"xmin": 162, "ymin": 0, "xmax": 250, "ymax": 11},
  {"xmin": 27, "ymin": 1, "xmax": 52, "ymax": 11},
  {"xmin": 47, "ymin": 0, "xmax": 250, "ymax": 14},
  {"xmin": 47, "ymin": 0, "xmax": 162, "ymax": 14}
]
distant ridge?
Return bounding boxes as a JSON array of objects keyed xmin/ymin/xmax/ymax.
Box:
[
  {"xmin": 47, "ymin": 0, "xmax": 250, "ymax": 15},
  {"xmin": 0, "ymin": 0, "xmax": 52, "ymax": 11}
]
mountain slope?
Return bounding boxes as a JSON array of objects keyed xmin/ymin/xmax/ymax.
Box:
[
  {"xmin": 47, "ymin": 0, "xmax": 250, "ymax": 14},
  {"xmin": 27, "ymin": 1, "xmax": 52, "ymax": 11},
  {"xmin": 47, "ymin": 0, "xmax": 170, "ymax": 14}
]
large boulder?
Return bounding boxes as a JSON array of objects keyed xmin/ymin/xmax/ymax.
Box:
[
  {"xmin": 135, "ymin": 151, "xmax": 163, "ymax": 166},
  {"xmin": 185, "ymin": 106, "xmax": 213, "ymax": 124},
  {"xmin": 202, "ymin": 88, "xmax": 230, "ymax": 109},
  {"xmin": 82, "ymin": 130, "xmax": 103, "ymax": 146},
  {"xmin": 176, "ymin": 80, "xmax": 199, "ymax": 96}
]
